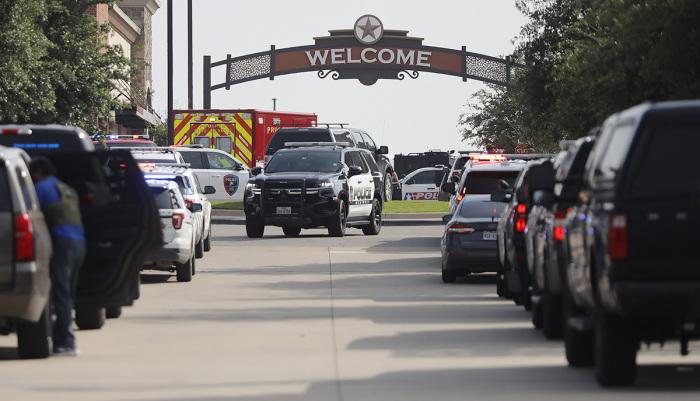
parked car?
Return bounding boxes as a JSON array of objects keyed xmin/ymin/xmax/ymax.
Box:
[
  {"xmin": 142, "ymin": 180, "xmax": 199, "ymax": 282},
  {"xmin": 0, "ymin": 124, "xmax": 162, "ymax": 331},
  {"xmin": 0, "ymin": 146, "xmax": 53, "ymax": 358},
  {"xmin": 170, "ymin": 145, "xmax": 250, "ymax": 202},
  {"xmin": 563, "ymin": 100, "xmax": 700, "ymax": 387},
  {"xmin": 440, "ymin": 194, "xmax": 507, "ymax": 283},
  {"xmin": 394, "ymin": 166, "xmax": 449, "ymax": 201}
]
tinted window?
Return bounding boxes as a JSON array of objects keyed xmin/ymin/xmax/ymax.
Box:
[
  {"xmin": 458, "ymin": 199, "xmax": 507, "ymax": 218},
  {"xmin": 265, "ymin": 151, "xmax": 341, "ymax": 173},
  {"xmin": 0, "ymin": 130, "xmax": 93, "ymax": 155},
  {"xmin": 351, "ymin": 132, "xmax": 366, "ymax": 149},
  {"xmin": 149, "ymin": 187, "xmax": 175, "ymax": 209},
  {"xmin": 360, "ymin": 152, "xmax": 380, "ymax": 174},
  {"xmin": 0, "ymin": 165, "xmax": 10, "ymax": 212},
  {"xmin": 412, "ymin": 170, "xmax": 437, "ymax": 185},
  {"xmin": 180, "ymin": 152, "xmax": 205, "ymax": 169},
  {"xmin": 15, "ymin": 166, "xmax": 34, "ymax": 210},
  {"xmin": 344, "ymin": 151, "xmax": 369, "ymax": 173},
  {"xmin": 360, "ymin": 133, "xmax": 377, "ymax": 153},
  {"xmin": 453, "ymin": 156, "xmax": 470, "ymax": 171},
  {"xmin": 464, "ymin": 171, "xmax": 520, "ymax": 194},
  {"xmin": 596, "ymin": 122, "xmax": 635, "ymax": 178},
  {"xmin": 131, "ymin": 153, "xmax": 179, "ymax": 164},
  {"xmin": 628, "ymin": 123, "xmax": 700, "ymax": 199},
  {"xmin": 266, "ymin": 130, "xmax": 332, "ymax": 154},
  {"xmin": 333, "ymin": 130, "xmax": 354, "ymax": 145}
]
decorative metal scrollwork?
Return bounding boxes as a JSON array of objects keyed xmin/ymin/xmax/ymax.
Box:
[
  {"xmin": 465, "ymin": 55, "xmax": 507, "ymax": 83},
  {"xmin": 318, "ymin": 70, "xmax": 340, "ymax": 80},
  {"xmin": 397, "ymin": 70, "xmax": 419, "ymax": 80},
  {"xmin": 229, "ymin": 55, "xmax": 271, "ymax": 82}
]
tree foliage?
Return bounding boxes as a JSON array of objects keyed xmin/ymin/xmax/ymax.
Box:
[
  {"xmin": 0, "ymin": 0, "xmax": 135, "ymax": 132},
  {"xmin": 459, "ymin": 0, "xmax": 700, "ymax": 152}
]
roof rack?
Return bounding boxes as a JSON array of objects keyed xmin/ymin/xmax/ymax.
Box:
[
  {"xmin": 279, "ymin": 123, "xmax": 348, "ymax": 129},
  {"xmin": 284, "ymin": 142, "xmax": 351, "ymax": 148}
]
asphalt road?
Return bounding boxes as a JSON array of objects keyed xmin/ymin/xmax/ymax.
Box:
[{"xmin": 1, "ymin": 224, "xmax": 699, "ymax": 400}]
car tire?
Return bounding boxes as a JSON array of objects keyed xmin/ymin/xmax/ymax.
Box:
[
  {"xmin": 542, "ymin": 291, "xmax": 564, "ymax": 339},
  {"xmin": 246, "ymin": 215, "xmax": 265, "ymax": 238},
  {"xmin": 441, "ymin": 270, "xmax": 457, "ymax": 283},
  {"xmin": 327, "ymin": 199, "xmax": 347, "ymax": 237},
  {"xmin": 383, "ymin": 172, "xmax": 393, "ymax": 202},
  {"xmin": 595, "ymin": 311, "xmax": 638, "ymax": 387},
  {"xmin": 564, "ymin": 297, "xmax": 594, "ymax": 367},
  {"xmin": 16, "ymin": 299, "xmax": 52, "ymax": 359},
  {"xmin": 75, "ymin": 305, "xmax": 106, "ymax": 331},
  {"xmin": 203, "ymin": 224, "xmax": 212, "ymax": 252},
  {"xmin": 191, "ymin": 252, "xmax": 196, "ymax": 276},
  {"xmin": 531, "ymin": 300, "xmax": 543, "ymax": 329},
  {"xmin": 105, "ymin": 306, "xmax": 122, "ymax": 319},
  {"xmin": 176, "ymin": 253, "xmax": 194, "ymax": 282},
  {"xmin": 496, "ymin": 273, "xmax": 505, "ymax": 297},
  {"xmin": 362, "ymin": 198, "xmax": 382, "ymax": 235},
  {"xmin": 283, "ymin": 227, "xmax": 302, "ymax": 236},
  {"xmin": 195, "ymin": 236, "xmax": 204, "ymax": 259}
]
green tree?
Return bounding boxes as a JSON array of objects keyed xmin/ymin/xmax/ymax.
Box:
[
  {"xmin": 149, "ymin": 120, "xmax": 168, "ymax": 146},
  {"xmin": 0, "ymin": 0, "xmax": 135, "ymax": 132}
]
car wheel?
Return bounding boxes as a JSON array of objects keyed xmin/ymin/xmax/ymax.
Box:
[
  {"xmin": 203, "ymin": 224, "xmax": 212, "ymax": 252},
  {"xmin": 246, "ymin": 215, "xmax": 265, "ymax": 238},
  {"xmin": 176, "ymin": 253, "xmax": 194, "ymax": 282},
  {"xmin": 362, "ymin": 198, "xmax": 382, "ymax": 235},
  {"xmin": 195, "ymin": 235, "xmax": 204, "ymax": 259},
  {"xmin": 383, "ymin": 172, "xmax": 393, "ymax": 202},
  {"xmin": 595, "ymin": 311, "xmax": 638, "ymax": 387},
  {"xmin": 542, "ymin": 291, "xmax": 564, "ymax": 339},
  {"xmin": 191, "ymin": 252, "xmax": 196, "ymax": 276},
  {"xmin": 16, "ymin": 298, "xmax": 52, "ymax": 359},
  {"xmin": 283, "ymin": 227, "xmax": 302, "ymax": 236},
  {"xmin": 441, "ymin": 270, "xmax": 457, "ymax": 283},
  {"xmin": 327, "ymin": 199, "xmax": 346, "ymax": 237},
  {"xmin": 105, "ymin": 306, "xmax": 122, "ymax": 319},
  {"xmin": 75, "ymin": 305, "xmax": 106, "ymax": 330},
  {"xmin": 531, "ymin": 300, "xmax": 543, "ymax": 329},
  {"xmin": 564, "ymin": 297, "xmax": 594, "ymax": 367}
]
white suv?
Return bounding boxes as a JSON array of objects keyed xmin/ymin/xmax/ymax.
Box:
[
  {"xmin": 142, "ymin": 181, "xmax": 198, "ymax": 282},
  {"xmin": 171, "ymin": 146, "xmax": 250, "ymax": 202}
]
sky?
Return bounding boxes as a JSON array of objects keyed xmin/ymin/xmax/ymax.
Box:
[{"xmin": 150, "ymin": 0, "xmax": 528, "ymax": 157}]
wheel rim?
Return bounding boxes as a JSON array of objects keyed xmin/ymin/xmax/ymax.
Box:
[
  {"xmin": 373, "ymin": 200, "xmax": 381, "ymax": 229},
  {"xmin": 384, "ymin": 175, "xmax": 392, "ymax": 200}
]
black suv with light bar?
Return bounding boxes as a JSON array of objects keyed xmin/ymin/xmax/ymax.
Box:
[
  {"xmin": 562, "ymin": 100, "xmax": 700, "ymax": 387},
  {"xmin": 244, "ymin": 143, "xmax": 383, "ymax": 237}
]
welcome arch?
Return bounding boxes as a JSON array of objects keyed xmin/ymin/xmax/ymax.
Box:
[{"xmin": 203, "ymin": 15, "xmax": 525, "ymax": 108}]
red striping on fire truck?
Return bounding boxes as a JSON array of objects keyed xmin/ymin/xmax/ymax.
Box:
[{"xmin": 172, "ymin": 109, "xmax": 317, "ymax": 167}]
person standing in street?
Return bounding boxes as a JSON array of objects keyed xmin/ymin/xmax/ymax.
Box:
[{"xmin": 29, "ymin": 156, "xmax": 86, "ymax": 357}]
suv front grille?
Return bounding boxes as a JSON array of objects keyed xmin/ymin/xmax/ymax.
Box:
[{"xmin": 261, "ymin": 179, "xmax": 323, "ymax": 216}]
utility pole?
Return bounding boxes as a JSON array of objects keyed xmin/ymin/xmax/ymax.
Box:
[
  {"xmin": 167, "ymin": 0, "xmax": 173, "ymax": 145},
  {"xmin": 188, "ymin": 0, "xmax": 193, "ymax": 109}
]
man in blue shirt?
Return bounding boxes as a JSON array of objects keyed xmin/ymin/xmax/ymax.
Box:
[{"xmin": 29, "ymin": 156, "xmax": 86, "ymax": 357}]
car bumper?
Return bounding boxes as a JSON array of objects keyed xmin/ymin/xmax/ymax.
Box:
[
  {"xmin": 245, "ymin": 198, "xmax": 338, "ymax": 228},
  {"xmin": 605, "ymin": 281, "xmax": 700, "ymax": 320}
]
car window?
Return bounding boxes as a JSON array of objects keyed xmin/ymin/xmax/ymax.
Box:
[
  {"xmin": 0, "ymin": 165, "xmax": 10, "ymax": 212},
  {"xmin": 412, "ymin": 170, "xmax": 437, "ymax": 185},
  {"xmin": 333, "ymin": 130, "xmax": 354, "ymax": 145},
  {"xmin": 344, "ymin": 151, "xmax": 368, "ymax": 173},
  {"xmin": 150, "ymin": 186, "xmax": 175, "ymax": 209},
  {"xmin": 266, "ymin": 130, "xmax": 332, "ymax": 153},
  {"xmin": 458, "ymin": 200, "xmax": 507, "ymax": 218},
  {"xmin": 596, "ymin": 122, "xmax": 635, "ymax": 179},
  {"xmin": 360, "ymin": 133, "xmax": 377, "ymax": 153},
  {"xmin": 351, "ymin": 132, "xmax": 366, "ymax": 149},
  {"xmin": 15, "ymin": 165, "xmax": 35, "ymax": 210},
  {"xmin": 180, "ymin": 152, "xmax": 206, "ymax": 169},
  {"xmin": 628, "ymin": 123, "xmax": 700, "ymax": 199},
  {"xmin": 360, "ymin": 152, "xmax": 380, "ymax": 174},
  {"xmin": 265, "ymin": 151, "xmax": 341, "ymax": 173},
  {"xmin": 190, "ymin": 173, "xmax": 204, "ymax": 193},
  {"xmin": 464, "ymin": 170, "xmax": 520, "ymax": 194},
  {"xmin": 206, "ymin": 152, "xmax": 237, "ymax": 170}
]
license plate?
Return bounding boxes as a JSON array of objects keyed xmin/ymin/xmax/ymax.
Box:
[
  {"xmin": 483, "ymin": 231, "xmax": 497, "ymax": 240},
  {"xmin": 276, "ymin": 206, "xmax": 291, "ymax": 215}
]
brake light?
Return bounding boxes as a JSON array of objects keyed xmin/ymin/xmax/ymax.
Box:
[
  {"xmin": 516, "ymin": 218, "xmax": 527, "ymax": 232},
  {"xmin": 515, "ymin": 203, "xmax": 527, "ymax": 232},
  {"xmin": 554, "ymin": 209, "xmax": 568, "ymax": 219},
  {"xmin": 554, "ymin": 226, "xmax": 566, "ymax": 242},
  {"xmin": 172, "ymin": 213, "xmax": 184, "ymax": 229},
  {"xmin": 517, "ymin": 204, "xmax": 527, "ymax": 214},
  {"xmin": 446, "ymin": 223, "xmax": 475, "ymax": 234},
  {"xmin": 2, "ymin": 128, "xmax": 19, "ymax": 134},
  {"xmin": 456, "ymin": 194, "xmax": 463, "ymax": 202},
  {"xmin": 15, "ymin": 214, "xmax": 34, "ymax": 261},
  {"xmin": 608, "ymin": 213, "xmax": 627, "ymax": 260}
]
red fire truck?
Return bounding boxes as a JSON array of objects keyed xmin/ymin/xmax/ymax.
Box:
[{"xmin": 172, "ymin": 109, "xmax": 317, "ymax": 167}]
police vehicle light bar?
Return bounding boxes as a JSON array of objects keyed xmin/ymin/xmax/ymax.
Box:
[{"xmin": 469, "ymin": 153, "xmax": 506, "ymax": 162}]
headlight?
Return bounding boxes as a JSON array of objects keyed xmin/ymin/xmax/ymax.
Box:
[
  {"xmin": 315, "ymin": 181, "xmax": 333, "ymax": 188},
  {"xmin": 246, "ymin": 181, "xmax": 259, "ymax": 190}
]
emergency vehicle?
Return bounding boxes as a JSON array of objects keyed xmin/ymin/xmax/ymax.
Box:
[{"xmin": 172, "ymin": 109, "xmax": 317, "ymax": 168}]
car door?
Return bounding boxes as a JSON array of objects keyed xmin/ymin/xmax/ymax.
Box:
[
  {"xmin": 402, "ymin": 169, "xmax": 440, "ymax": 201},
  {"xmin": 203, "ymin": 151, "xmax": 249, "ymax": 202},
  {"xmin": 46, "ymin": 150, "xmax": 161, "ymax": 310},
  {"xmin": 344, "ymin": 151, "xmax": 373, "ymax": 218}
]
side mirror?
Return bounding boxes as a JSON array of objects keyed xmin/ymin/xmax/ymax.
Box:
[
  {"xmin": 451, "ymin": 174, "xmax": 460, "ymax": 183},
  {"xmin": 378, "ymin": 145, "xmax": 389, "ymax": 155},
  {"xmin": 348, "ymin": 165, "xmax": 363, "ymax": 178},
  {"xmin": 498, "ymin": 179, "xmax": 511, "ymax": 191},
  {"xmin": 442, "ymin": 214, "xmax": 454, "ymax": 223},
  {"xmin": 442, "ymin": 182, "xmax": 456, "ymax": 195},
  {"xmin": 251, "ymin": 166, "xmax": 262, "ymax": 176},
  {"xmin": 532, "ymin": 189, "xmax": 556, "ymax": 205},
  {"xmin": 204, "ymin": 185, "xmax": 216, "ymax": 195},
  {"xmin": 189, "ymin": 203, "xmax": 203, "ymax": 212}
]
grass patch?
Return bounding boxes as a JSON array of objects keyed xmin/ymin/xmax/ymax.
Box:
[
  {"xmin": 383, "ymin": 201, "xmax": 449, "ymax": 213},
  {"xmin": 211, "ymin": 201, "xmax": 244, "ymax": 210}
]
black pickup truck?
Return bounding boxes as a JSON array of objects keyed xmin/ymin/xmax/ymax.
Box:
[{"xmin": 562, "ymin": 101, "xmax": 700, "ymax": 386}]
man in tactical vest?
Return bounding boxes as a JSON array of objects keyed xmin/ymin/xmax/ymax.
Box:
[{"xmin": 29, "ymin": 156, "xmax": 86, "ymax": 357}]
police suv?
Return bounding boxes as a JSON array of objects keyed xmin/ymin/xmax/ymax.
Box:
[{"xmin": 244, "ymin": 143, "xmax": 383, "ymax": 237}]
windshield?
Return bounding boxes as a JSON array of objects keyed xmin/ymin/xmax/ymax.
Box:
[
  {"xmin": 464, "ymin": 170, "xmax": 520, "ymax": 194},
  {"xmin": 265, "ymin": 151, "xmax": 342, "ymax": 173},
  {"xmin": 266, "ymin": 130, "xmax": 332, "ymax": 154},
  {"xmin": 458, "ymin": 198, "xmax": 507, "ymax": 218}
]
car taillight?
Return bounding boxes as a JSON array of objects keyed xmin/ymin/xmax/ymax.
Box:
[
  {"xmin": 516, "ymin": 218, "xmax": 527, "ymax": 232},
  {"xmin": 515, "ymin": 203, "xmax": 527, "ymax": 232},
  {"xmin": 15, "ymin": 214, "xmax": 34, "ymax": 261},
  {"xmin": 461, "ymin": 186, "xmax": 467, "ymax": 195},
  {"xmin": 517, "ymin": 204, "xmax": 527, "ymax": 214},
  {"xmin": 172, "ymin": 213, "xmax": 184, "ymax": 229},
  {"xmin": 608, "ymin": 213, "xmax": 627, "ymax": 260},
  {"xmin": 445, "ymin": 223, "xmax": 475, "ymax": 234},
  {"xmin": 456, "ymin": 194, "xmax": 463, "ymax": 202},
  {"xmin": 554, "ymin": 209, "xmax": 568, "ymax": 219},
  {"xmin": 553, "ymin": 226, "xmax": 566, "ymax": 242}
]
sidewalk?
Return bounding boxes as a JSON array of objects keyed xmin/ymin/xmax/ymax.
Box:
[{"xmin": 211, "ymin": 209, "xmax": 446, "ymax": 226}]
